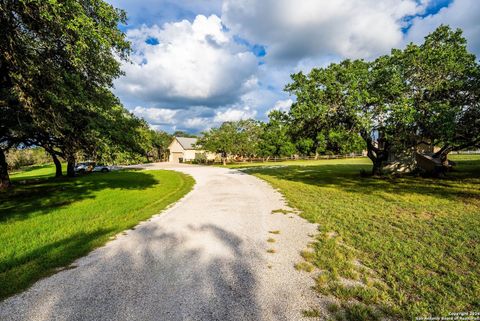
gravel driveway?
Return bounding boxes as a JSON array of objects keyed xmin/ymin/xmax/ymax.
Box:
[{"xmin": 0, "ymin": 164, "xmax": 319, "ymax": 321}]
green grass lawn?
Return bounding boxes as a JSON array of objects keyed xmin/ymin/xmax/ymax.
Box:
[
  {"xmin": 9, "ymin": 163, "xmax": 67, "ymax": 180},
  {"xmin": 237, "ymin": 155, "xmax": 480, "ymax": 321},
  {"xmin": 0, "ymin": 164, "xmax": 194, "ymax": 300},
  {"xmin": 221, "ymin": 156, "xmax": 370, "ymax": 168}
]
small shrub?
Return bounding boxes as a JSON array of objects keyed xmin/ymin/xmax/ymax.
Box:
[
  {"xmin": 327, "ymin": 303, "xmax": 340, "ymax": 313},
  {"xmin": 342, "ymin": 303, "xmax": 380, "ymax": 321},
  {"xmin": 6, "ymin": 147, "xmax": 51, "ymax": 170},
  {"xmin": 294, "ymin": 261, "xmax": 314, "ymax": 272},
  {"xmin": 271, "ymin": 208, "xmax": 291, "ymax": 215},
  {"xmin": 302, "ymin": 308, "xmax": 322, "ymax": 318},
  {"xmin": 300, "ymin": 250, "xmax": 316, "ymax": 262}
]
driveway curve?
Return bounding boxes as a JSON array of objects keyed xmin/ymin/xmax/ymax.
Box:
[{"xmin": 0, "ymin": 164, "xmax": 318, "ymax": 321}]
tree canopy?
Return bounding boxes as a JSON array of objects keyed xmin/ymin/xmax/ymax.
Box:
[
  {"xmin": 196, "ymin": 119, "xmax": 262, "ymax": 165},
  {"xmin": 258, "ymin": 111, "xmax": 296, "ymax": 158},
  {"xmin": 286, "ymin": 25, "xmax": 480, "ymax": 174},
  {"xmin": 0, "ymin": 0, "xmax": 150, "ymax": 188}
]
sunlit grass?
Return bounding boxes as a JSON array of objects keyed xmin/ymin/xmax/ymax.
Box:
[
  {"xmin": 10, "ymin": 163, "xmax": 67, "ymax": 180},
  {"xmin": 0, "ymin": 164, "xmax": 194, "ymax": 300},
  {"xmin": 221, "ymin": 157, "xmax": 371, "ymax": 168},
  {"xmin": 241, "ymin": 154, "xmax": 480, "ymax": 320}
]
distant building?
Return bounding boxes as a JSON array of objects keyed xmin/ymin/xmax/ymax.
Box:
[{"xmin": 168, "ymin": 137, "xmax": 217, "ymax": 163}]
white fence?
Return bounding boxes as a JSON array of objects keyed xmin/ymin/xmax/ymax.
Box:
[
  {"xmin": 454, "ymin": 150, "xmax": 480, "ymax": 154},
  {"xmin": 217, "ymin": 153, "xmax": 365, "ymax": 165}
]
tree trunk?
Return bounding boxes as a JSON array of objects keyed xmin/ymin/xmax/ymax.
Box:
[
  {"xmin": 67, "ymin": 155, "xmax": 76, "ymax": 177},
  {"xmin": 371, "ymin": 158, "xmax": 384, "ymax": 176},
  {"xmin": 52, "ymin": 153, "xmax": 63, "ymax": 177},
  {"xmin": 360, "ymin": 129, "xmax": 391, "ymax": 176},
  {"xmin": 221, "ymin": 152, "xmax": 227, "ymax": 165},
  {"xmin": 0, "ymin": 149, "xmax": 11, "ymax": 190},
  {"xmin": 365, "ymin": 144, "xmax": 391, "ymax": 176},
  {"xmin": 44, "ymin": 147, "xmax": 64, "ymax": 177},
  {"xmin": 157, "ymin": 148, "xmax": 163, "ymax": 161}
]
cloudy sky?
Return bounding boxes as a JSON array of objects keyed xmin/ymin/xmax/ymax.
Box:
[{"xmin": 107, "ymin": 0, "xmax": 480, "ymax": 133}]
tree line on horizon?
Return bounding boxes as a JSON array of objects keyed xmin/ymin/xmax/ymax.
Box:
[{"xmin": 198, "ymin": 25, "xmax": 480, "ymax": 174}]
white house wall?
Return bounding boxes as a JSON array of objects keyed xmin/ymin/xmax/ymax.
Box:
[
  {"xmin": 168, "ymin": 138, "xmax": 220, "ymax": 162},
  {"xmin": 168, "ymin": 139, "xmax": 184, "ymax": 162}
]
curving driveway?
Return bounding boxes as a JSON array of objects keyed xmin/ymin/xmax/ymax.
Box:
[{"xmin": 0, "ymin": 164, "xmax": 318, "ymax": 321}]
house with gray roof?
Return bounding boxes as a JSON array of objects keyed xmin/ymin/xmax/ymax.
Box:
[{"xmin": 168, "ymin": 137, "xmax": 217, "ymax": 163}]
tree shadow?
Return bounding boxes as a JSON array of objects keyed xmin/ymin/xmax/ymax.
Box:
[
  {"xmin": 243, "ymin": 159, "xmax": 480, "ymax": 202},
  {"xmin": 1, "ymin": 223, "xmax": 273, "ymax": 320},
  {"xmin": 0, "ymin": 171, "xmax": 159, "ymax": 223},
  {"xmin": 0, "ymin": 229, "xmax": 113, "ymax": 300}
]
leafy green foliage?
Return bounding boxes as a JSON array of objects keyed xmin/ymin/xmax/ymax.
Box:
[
  {"xmin": 258, "ymin": 111, "xmax": 297, "ymax": 157},
  {"xmin": 197, "ymin": 119, "xmax": 262, "ymax": 163},
  {"xmin": 6, "ymin": 147, "xmax": 51, "ymax": 170},
  {"xmin": 285, "ymin": 25, "xmax": 480, "ymax": 174},
  {"xmin": 0, "ymin": 0, "xmax": 137, "ymax": 183},
  {"xmin": 172, "ymin": 131, "xmax": 197, "ymax": 138},
  {"xmin": 391, "ymin": 26, "xmax": 480, "ymax": 157}
]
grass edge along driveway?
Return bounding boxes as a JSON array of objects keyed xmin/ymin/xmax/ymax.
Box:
[
  {"xmin": 0, "ymin": 165, "xmax": 194, "ymax": 300},
  {"xmin": 234, "ymin": 155, "xmax": 480, "ymax": 321}
]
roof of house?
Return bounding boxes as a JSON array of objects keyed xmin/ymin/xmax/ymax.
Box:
[{"xmin": 175, "ymin": 137, "xmax": 198, "ymax": 150}]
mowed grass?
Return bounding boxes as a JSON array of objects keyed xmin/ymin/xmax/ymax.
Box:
[
  {"xmin": 238, "ymin": 155, "xmax": 480, "ymax": 320},
  {"xmin": 0, "ymin": 164, "xmax": 194, "ymax": 300},
  {"xmin": 9, "ymin": 163, "xmax": 67, "ymax": 180},
  {"xmin": 222, "ymin": 157, "xmax": 369, "ymax": 169}
]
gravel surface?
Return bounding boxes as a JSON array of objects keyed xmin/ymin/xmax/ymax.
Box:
[{"xmin": 0, "ymin": 164, "xmax": 319, "ymax": 321}]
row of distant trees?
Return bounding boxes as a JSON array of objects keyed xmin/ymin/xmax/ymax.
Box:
[
  {"xmin": 197, "ymin": 114, "xmax": 364, "ymax": 166},
  {"xmin": 0, "ymin": 1, "xmax": 171, "ymax": 189},
  {"xmin": 199, "ymin": 26, "xmax": 480, "ymax": 174}
]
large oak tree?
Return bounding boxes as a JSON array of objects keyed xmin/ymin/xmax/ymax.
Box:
[
  {"xmin": 0, "ymin": 0, "xmax": 133, "ymax": 187},
  {"xmin": 286, "ymin": 25, "xmax": 480, "ymax": 175}
]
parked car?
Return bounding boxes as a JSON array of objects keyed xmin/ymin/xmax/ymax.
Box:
[{"xmin": 75, "ymin": 162, "xmax": 111, "ymax": 173}]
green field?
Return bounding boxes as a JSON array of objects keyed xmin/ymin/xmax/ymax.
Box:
[
  {"xmin": 223, "ymin": 157, "xmax": 370, "ymax": 168},
  {"xmin": 0, "ymin": 164, "xmax": 194, "ymax": 300},
  {"xmin": 237, "ymin": 154, "xmax": 480, "ymax": 320}
]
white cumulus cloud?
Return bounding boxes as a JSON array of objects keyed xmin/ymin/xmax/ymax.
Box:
[
  {"xmin": 222, "ymin": 0, "xmax": 427, "ymax": 60},
  {"xmin": 114, "ymin": 14, "xmax": 258, "ymax": 108},
  {"xmin": 267, "ymin": 99, "xmax": 293, "ymax": 114},
  {"xmin": 405, "ymin": 0, "xmax": 480, "ymax": 56},
  {"xmin": 132, "ymin": 106, "xmax": 177, "ymax": 125},
  {"xmin": 214, "ymin": 107, "xmax": 257, "ymax": 122}
]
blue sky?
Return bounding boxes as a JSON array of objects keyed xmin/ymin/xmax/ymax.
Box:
[{"xmin": 108, "ymin": 0, "xmax": 480, "ymax": 133}]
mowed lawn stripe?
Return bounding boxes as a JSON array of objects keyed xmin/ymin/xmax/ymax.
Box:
[{"xmin": 0, "ymin": 165, "xmax": 194, "ymax": 300}]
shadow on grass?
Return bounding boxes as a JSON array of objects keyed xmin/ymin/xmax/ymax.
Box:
[
  {"xmin": 0, "ymin": 229, "xmax": 113, "ymax": 300},
  {"xmin": 0, "ymin": 171, "xmax": 159, "ymax": 223},
  {"xmin": 243, "ymin": 159, "xmax": 480, "ymax": 201}
]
